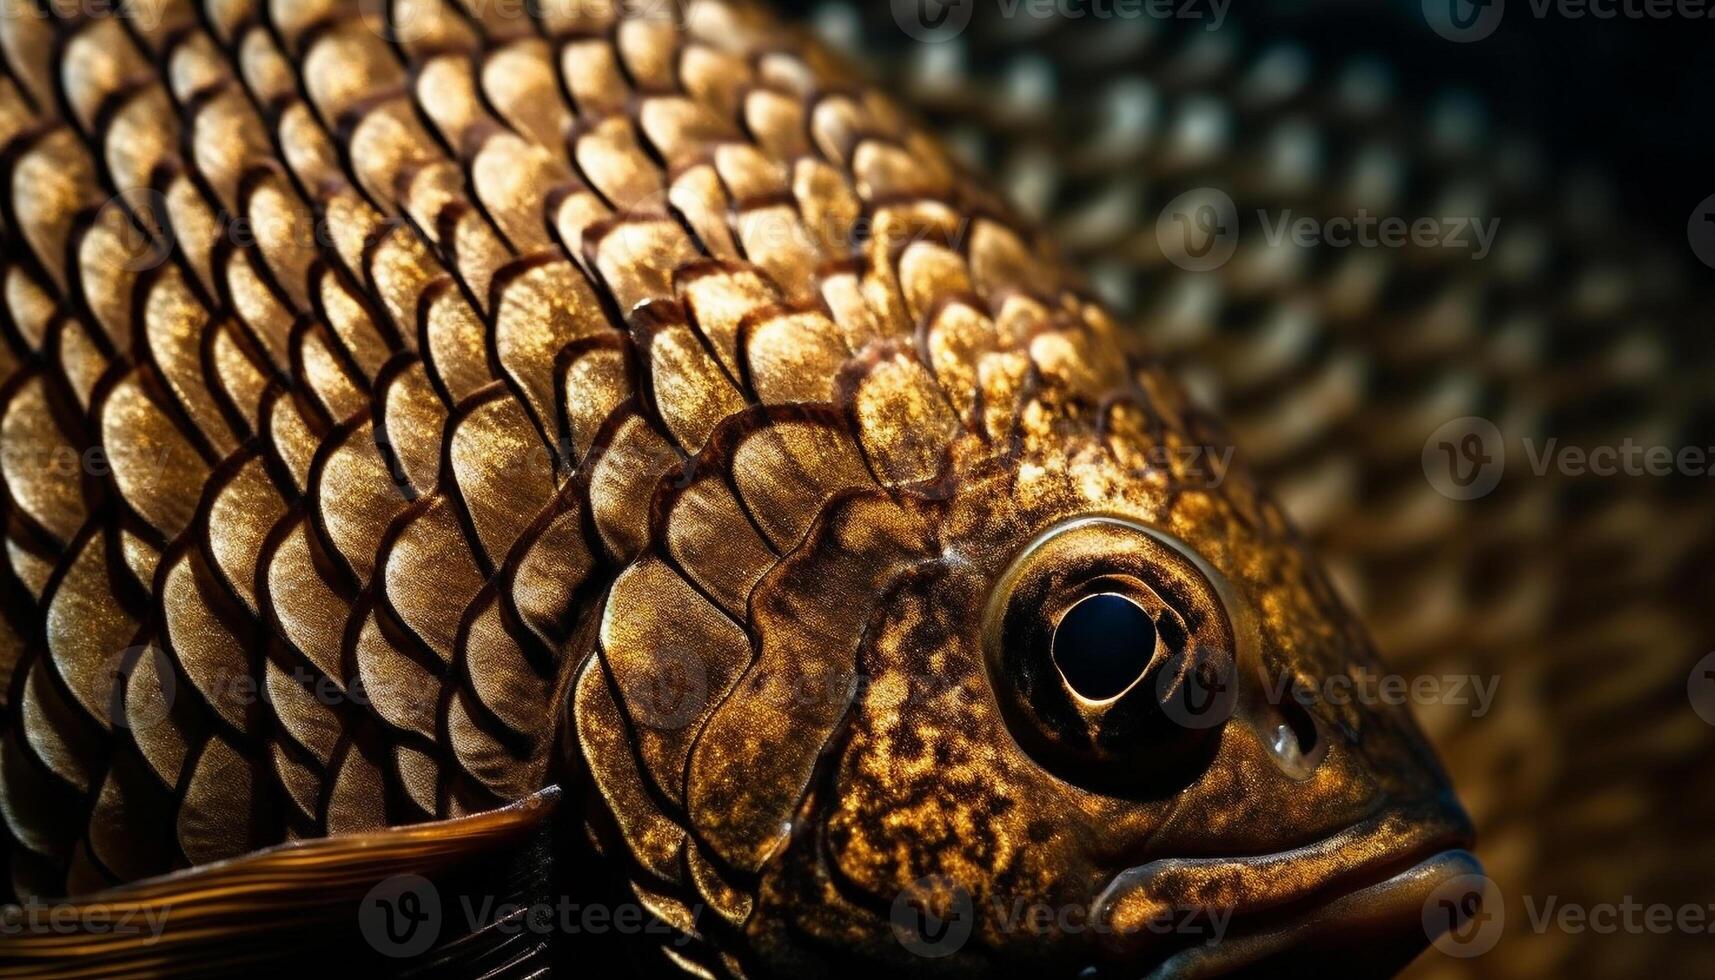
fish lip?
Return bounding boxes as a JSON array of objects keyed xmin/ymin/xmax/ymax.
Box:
[
  {"xmin": 1130, "ymin": 848, "xmax": 1484, "ymax": 980},
  {"xmin": 1087, "ymin": 798, "xmax": 1476, "ymax": 977}
]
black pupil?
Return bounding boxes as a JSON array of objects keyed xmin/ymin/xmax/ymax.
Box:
[{"xmin": 1052, "ymin": 593, "xmax": 1157, "ymax": 702}]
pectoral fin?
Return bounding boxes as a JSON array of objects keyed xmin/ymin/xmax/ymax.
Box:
[{"xmin": 0, "ymin": 789, "xmax": 560, "ymax": 979}]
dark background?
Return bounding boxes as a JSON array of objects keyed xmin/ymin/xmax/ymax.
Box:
[
  {"xmin": 789, "ymin": 0, "xmax": 1715, "ymax": 281},
  {"xmin": 1284, "ymin": 0, "xmax": 1715, "ymax": 247}
]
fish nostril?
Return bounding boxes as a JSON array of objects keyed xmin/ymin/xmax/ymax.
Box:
[
  {"xmin": 1269, "ymin": 694, "xmax": 1324, "ymax": 778},
  {"xmin": 1052, "ymin": 593, "xmax": 1157, "ymax": 703}
]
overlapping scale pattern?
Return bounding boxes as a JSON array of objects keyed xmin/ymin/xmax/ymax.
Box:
[
  {"xmin": 0, "ymin": 2, "xmax": 1175, "ymax": 971},
  {"xmin": 0, "ymin": 0, "xmax": 668, "ymax": 899},
  {"xmin": 0, "ymin": 0, "xmax": 772, "ymax": 901}
]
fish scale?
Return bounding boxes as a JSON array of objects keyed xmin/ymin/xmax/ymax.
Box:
[
  {"xmin": 789, "ymin": 4, "xmax": 1715, "ymax": 978},
  {"xmin": 0, "ymin": 0, "xmax": 1500, "ymax": 978},
  {"xmin": 0, "ymin": 0, "xmax": 1146, "ymax": 944}
]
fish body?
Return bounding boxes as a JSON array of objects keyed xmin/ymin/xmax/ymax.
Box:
[{"xmin": 0, "ymin": 0, "xmax": 1471, "ymax": 976}]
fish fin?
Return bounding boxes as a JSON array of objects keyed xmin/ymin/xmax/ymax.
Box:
[{"xmin": 0, "ymin": 788, "xmax": 560, "ymax": 979}]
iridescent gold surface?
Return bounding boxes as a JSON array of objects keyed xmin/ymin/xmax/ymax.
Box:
[{"xmin": 0, "ymin": 0, "xmax": 1470, "ymax": 975}]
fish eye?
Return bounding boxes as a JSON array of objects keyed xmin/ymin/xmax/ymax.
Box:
[
  {"xmin": 983, "ymin": 518, "xmax": 1237, "ymax": 790},
  {"xmin": 1052, "ymin": 593, "xmax": 1157, "ymax": 703}
]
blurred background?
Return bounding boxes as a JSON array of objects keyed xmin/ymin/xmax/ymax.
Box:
[{"xmin": 774, "ymin": 1, "xmax": 1715, "ymax": 976}]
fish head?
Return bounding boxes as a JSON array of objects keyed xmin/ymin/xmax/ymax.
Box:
[{"xmin": 736, "ymin": 392, "xmax": 1477, "ymax": 978}]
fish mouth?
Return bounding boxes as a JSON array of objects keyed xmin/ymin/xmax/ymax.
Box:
[{"xmin": 1087, "ymin": 798, "xmax": 1477, "ymax": 978}]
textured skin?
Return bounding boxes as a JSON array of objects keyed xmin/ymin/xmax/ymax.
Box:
[
  {"xmin": 0, "ymin": 0, "xmax": 1476, "ymax": 977},
  {"xmin": 788, "ymin": 6, "xmax": 1715, "ymax": 978}
]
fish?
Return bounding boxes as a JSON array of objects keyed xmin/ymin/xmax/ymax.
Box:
[
  {"xmin": 786, "ymin": 5, "xmax": 1715, "ymax": 979},
  {"xmin": 0, "ymin": 0, "xmax": 1476, "ymax": 976}
]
